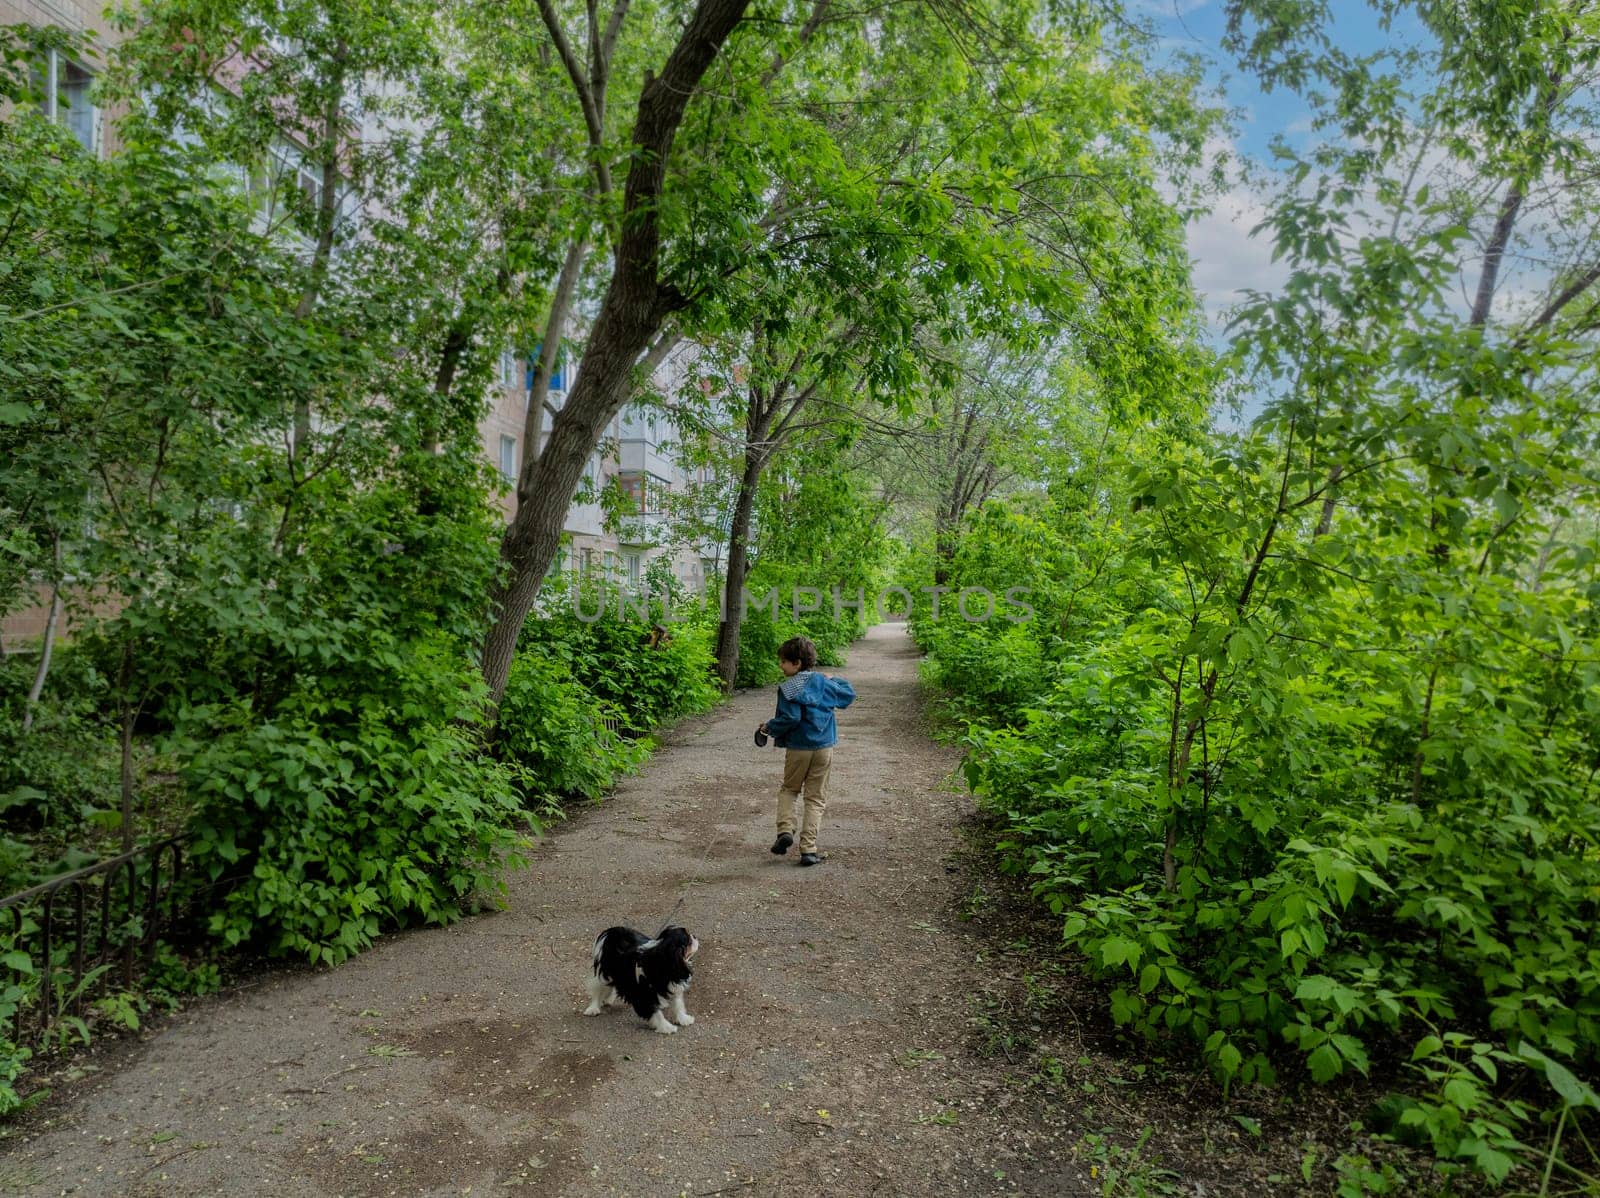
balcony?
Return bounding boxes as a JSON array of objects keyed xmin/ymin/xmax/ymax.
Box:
[
  {"xmin": 616, "ymin": 511, "xmax": 672, "ymax": 547},
  {"xmin": 618, "ymin": 437, "xmax": 674, "ymax": 482}
]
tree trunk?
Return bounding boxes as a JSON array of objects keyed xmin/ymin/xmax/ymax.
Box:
[
  {"xmin": 120, "ymin": 703, "xmax": 136, "ymax": 853},
  {"xmin": 479, "ymin": 0, "xmax": 753, "ymax": 706},
  {"xmin": 714, "ymin": 451, "xmax": 765, "ymax": 689},
  {"xmin": 520, "ymin": 237, "xmax": 590, "ymax": 475},
  {"xmin": 117, "ymin": 642, "xmax": 137, "ymax": 853},
  {"xmin": 291, "ymin": 52, "xmax": 348, "ymax": 461},
  {"xmin": 1469, "ymin": 181, "xmax": 1524, "ymax": 331},
  {"xmin": 1411, "ymin": 662, "xmax": 1439, "ymax": 805},
  {"xmin": 1160, "ymin": 424, "xmax": 1296, "ymax": 889},
  {"xmin": 1314, "ymin": 463, "xmax": 1343, "ymax": 538},
  {"xmin": 932, "ymin": 509, "xmax": 955, "ymax": 586},
  {"xmin": 421, "ymin": 321, "xmax": 471, "ymax": 457},
  {"xmin": 482, "ymin": 341, "xmax": 641, "ymax": 700},
  {"xmin": 21, "ymin": 536, "xmax": 63, "ymax": 734},
  {"xmin": 712, "ymin": 338, "xmax": 812, "ymax": 690}
]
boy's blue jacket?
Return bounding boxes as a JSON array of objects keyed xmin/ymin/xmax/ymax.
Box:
[{"xmin": 765, "ymin": 670, "xmax": 855, "ymax": 749}]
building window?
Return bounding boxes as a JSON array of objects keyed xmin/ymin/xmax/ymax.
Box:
[
  {"xmin": 527, "ymin": 350, "xmax": 569, "ymax": 396},
  {"xmin": 499, "ymin": 434, "xmax": 517, "ymax": 480},
  {"xmin": 617, "ymin": 471, "xmax": 645, "ymax": 513},
  {"xmin": 261, "ymin": 142, "xmax": 323, "ymax": 212},
  {"xmin": 625, "ymin": 553, "xmax": 641, "ymax": 590},
  {"xmin": 500, "ymin": 350, "xmax": 519, "ymax": 389},
  {"xmin": 241, "ymin": 139, "xmax": 327, "ymax": 228},
  {"xmin": 34, "ymin": 51, "xmax": 98, "ymax": 154},
  {"xmin": 291, "ymin": 150, "xmax": 323, "ymax": 209}
]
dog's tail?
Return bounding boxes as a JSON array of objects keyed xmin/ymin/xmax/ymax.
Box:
[{"xmin": 592, "ymin": 929, "xmax": 609, "ymax": 971}]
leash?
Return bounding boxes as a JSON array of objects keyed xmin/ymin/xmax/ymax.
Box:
[{"xmin": 656, "ymin": 784, "xmax": 738, "ymax": 930}]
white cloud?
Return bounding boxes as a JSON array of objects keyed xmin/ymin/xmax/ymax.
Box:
[{"xmin": 1182, "ymin": 145, "xmax": 1288, "ymax": 331}]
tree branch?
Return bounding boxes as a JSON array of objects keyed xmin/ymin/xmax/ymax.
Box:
[
  {"xmin": 537, "ymin": 0, "xmax": 613, "ymax": 197},
  {"xmin": 1519, "ymin": 260, "xmax": 1600, "ymax": 342},
  {"xmin": 761, "ymin": 0, "xmax": 832, "ymax": 88}
]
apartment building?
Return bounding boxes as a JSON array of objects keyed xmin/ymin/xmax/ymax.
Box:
[
  {"xmin": 6, "ymin": 0, "xmax": 107, "ymax": 150},
  {"xmin": 482, "ymin": 344, "xmax": 717, "ymax": 599}
]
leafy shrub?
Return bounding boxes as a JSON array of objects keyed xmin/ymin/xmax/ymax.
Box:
[
  {"xmin": 0, "ymin": 648, "xmax": 118, "ymax": 886},
  {"xmin": 927, "ymin": 453, "xmax": 1600, "ymax": 1184},
  {"xmin": 0, "ymin": 876, "xmax": 201, "ymax": 1114},
  {"xmin": 0, "ymin": 67, "xmax": 563, "ymax": 1089},
  {"xmin": 178, "ymin": 637, "xmax": 529, "ymax": 965},
  {"xmin": 0, "ymin": 1037, "xmax": 28, "ymax": 1117},
  {"xmin": 147, "ymin": 942, "xmax": 223, "ymax": 1001},
  {"xmin": 518, "ymin": 581, "xmax": 721, "ymax": 730},
  {"xmin": 732, "ymin": 600, "xmax": 858, "ymax": 688},
  {"xmin": 497, "ymin": 650, "xmax": 649, "ymax": 805},
  {"xmin": 728, "ymin": 455, "xmax": 883, "ymax": 688},
  {"xmin": 732, "ymin": 560, "xmax": 863, "ymax": 688},
  {"xmin": 917, "ymin": 619, "xmax": 1046, "ymax": 727}
]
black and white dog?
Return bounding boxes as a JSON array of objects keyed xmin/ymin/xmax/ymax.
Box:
[{"xmin": 582, "ymin": 925, "xmax": 698, "ymax": 1034}]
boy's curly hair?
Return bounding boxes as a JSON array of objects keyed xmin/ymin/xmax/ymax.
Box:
[{"xmin": 778, "ymin": 635, "xmax": 818, "ymax": 671}]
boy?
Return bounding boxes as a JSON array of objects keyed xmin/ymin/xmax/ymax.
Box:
[{"xmin": 758, "ymin": 635, "xmax": 855, "ymax": 867}]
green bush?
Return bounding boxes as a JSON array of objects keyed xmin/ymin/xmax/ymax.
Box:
[
  {"xmin": 0, "ymin": 865, "xmax": 212, "ymax": 1115},
  {"xmin": 0, "ymin": 648, "xmax": 129, "ymax": 894},
  {"xmin": 933, "ymin": 467, "xmax": 1600, "ymax": 1184},
  {"xmin": 178, "ymin": 637, "xmax": 529, "ymax": 965},
  {"xmin": 733, "ymin": 561, "xmax": 864, "ymax": 688},
  {"xmin": 916, "ymin": 619, "xmax": 1046, "ymax": 727},
  {"xmin": 0, "ymin": 1038, "xmax": 28, "ymax": 1117},
  {"xmin": 0, "ymin": 650, "xmax": 115, "ymax": 844},
  {"xmin": 729, "ymin": 454, "xmax": 883, "ymax": 688},
  {"xmin": 497, "ymin": 650, "xmax": 649, "ymax": 805},
  {"xmin": 517, "ymin": 580, "xmax": 721, "ymax": 730}
]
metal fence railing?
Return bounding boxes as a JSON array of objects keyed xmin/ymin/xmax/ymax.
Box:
[{"xmin": 0, "ymin": 837, "xmax": 186, "ymax": 1050}]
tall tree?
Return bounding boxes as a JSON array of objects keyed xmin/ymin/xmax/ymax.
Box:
[{"xmin": 479, "ymin": 0, "xmax": 755, "ymax": 703}]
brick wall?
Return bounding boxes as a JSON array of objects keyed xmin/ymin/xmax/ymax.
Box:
[
  {"xmin": 1, "ymin": 585, "xmax": 125, "ymax": 654},
  {"xmin": 480, "ymin": 381, "xmax": 528, "ymax": 521},
  {"xmin": 0, "ymin": 0, "xmax": 108, "ymax": 34}
]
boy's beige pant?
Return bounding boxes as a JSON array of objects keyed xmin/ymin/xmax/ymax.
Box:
[{"xmin": 777, "ymin": 747, "xmax": 833, "ymax": 854}]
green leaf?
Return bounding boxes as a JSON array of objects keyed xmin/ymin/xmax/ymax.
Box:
[
  {"xmin": 1518, "ymin": 1044, "xmax": 1599, "ymax": 1110},
  {"xmin": 1411, "ymin": 1035, "xmax": 1443, "ymax": 1062},
  {"xmin": 1306, "ymin": 1044, "xmax": 1341, "ymax": 1083},
  {"xmin": 1217, "ymin": 1041, "xmax": 1243, "ymax": 1077}
]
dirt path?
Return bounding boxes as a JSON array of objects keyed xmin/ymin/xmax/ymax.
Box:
[{"xmin": 3, "ymin": 624, "xmax": 1127, "ymax": 1197}]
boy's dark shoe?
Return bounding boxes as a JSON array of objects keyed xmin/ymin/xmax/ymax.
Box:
[
  {"xmin": 798, "ymin": 852, "xmax": 822, "ymax": 867},
  {"xmin": 770, "ymin": 833, "xmax": 794, "ymax": 855}
]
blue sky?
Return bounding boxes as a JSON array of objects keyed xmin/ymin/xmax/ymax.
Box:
[
  {"xmin": 1132, "ymin": 1, "xmax": 1424, "ymax": 330},
  {"xmin": 1143, "ymin": 0, "xmax": 1313, "ymax": 160},
  {"xmin": 1142, "ymin": 0, "xmax": 1420, "ymax": 156}
]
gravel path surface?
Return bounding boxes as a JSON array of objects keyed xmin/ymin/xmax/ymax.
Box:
[{"xmin": 2, "ymin": 623, "xmax": 1104, "ymax": 1197}]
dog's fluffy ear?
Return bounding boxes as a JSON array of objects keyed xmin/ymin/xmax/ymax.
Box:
[{"xmin": 654, "ymin": 926, "xmax": 694, "ymax": 959}]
